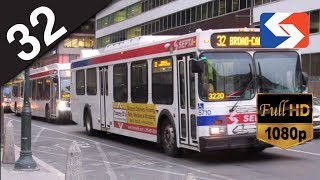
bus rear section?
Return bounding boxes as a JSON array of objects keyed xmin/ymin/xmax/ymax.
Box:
[{"xmin": 70, "ymin": 28, "xmax": 308, "ymax": 156}]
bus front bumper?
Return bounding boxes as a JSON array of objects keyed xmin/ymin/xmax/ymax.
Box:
[
  {"xmin": 58, "ymin": 110, "xmax": 72, "ymax": 121},
  {"xmin": 199, "ymin": 134, "xmax": 272, "ymax": 152},
  {"xmin": 314, "ymin": 127, "xmax": 320, "ymax": 138}
]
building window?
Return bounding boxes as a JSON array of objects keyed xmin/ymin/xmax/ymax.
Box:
[
  {"xmin": 113, "ymin": 64, "xmax": 128, "ymax": 102},
  {"xmin": 87, "ymin": 68, "xmax": 97, "ymax": 95},
  {"xmin": 310, "ymin": 10, "xmax": 320, "ymax": 33},
  {"xmin": 214, "ymin": 0, "xmax": 219, "ymax": 16},
  {"xmin": 233, "ymin": 0, "xmax": 240, "ymax": 11},
  {"xmin": 247, "ymin": 0, "xmax": 252, "ymax": 8},
  {"xmin": 69, "ymin": 54, "xmax": 78, "ymax": 61},
  {"xmin": 240, "ymin": 0, "xmax": 247, "ymax": 9},
  {"xmin": 114, "ymin": 9, "xmax": 126, "ymax": 23},
  {"xmin": 196, "ymin": 6, "xmax": 202, "ymax": 22},
  {"xmin": 202, "ymin": 3, "xmax": 208, "ymax": 20},
  {"xmin": 219, "ymin": 0, "xmax": 226, "ymax": 15},
  {"xmin": 152, "ymin": 57, "xmax": 173, "ymax": 104},
  {"xmin": 186, "ymin": 9, "xmax": 191, "ymax": 24},
  {"xmin": 255, "ymin": 0, "xmax": 263, "ymax": 6},
  {"xmin": 64, "ymin": 37, "xmax": 94, "ymax": 48},
  {"xmin": 76, "ymin": 70, "xmax": 85, "ymax": 95},
  {"xmin": 131, "ymin": 61, "xmax": 148, "ymax": 103},
  {"xmin": 311, "ymin": 53, "xmax": 320, "ymax": 76},
  {"xmin": 127, "ymin": 26, "xmax": 141, "ymax": 39},
  {"xmin": 190, "ymin": 7, "xmax": 196, "ymax": 23},
  {"xmin": 127, "ymin": 3, "xmax": 142, "ymax": 18},
  {"xmin": 226, "ymin": 0, "xmax": 232, "ymax": 13}
]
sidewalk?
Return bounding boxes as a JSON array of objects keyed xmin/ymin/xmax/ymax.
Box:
[{"xmin": 1, "ymin": 146, "xmax": 65, "ymax": 180}]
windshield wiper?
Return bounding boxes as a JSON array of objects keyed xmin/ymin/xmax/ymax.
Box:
[{"xmin": 229, "ymin": 77, "xmax": 255, "ymax": 113}]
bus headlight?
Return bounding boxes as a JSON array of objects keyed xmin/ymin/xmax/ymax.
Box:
[
  {"xmin": 209, "ymin": 126, "xmax": 227, "ymax": 136},
  {"xmin": 58, "ymin": 101, "xmax": 67, "ymax": 111}
]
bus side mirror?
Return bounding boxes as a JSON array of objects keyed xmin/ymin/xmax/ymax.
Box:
[
  {"xmin": 53, "ymin": 76, "xmax": 58, "ymax": 83},
  {"xmin": 191, "ymin": 60, "xmax": 204, "ymax": 73}
]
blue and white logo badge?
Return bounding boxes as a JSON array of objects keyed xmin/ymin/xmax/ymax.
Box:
[
  {"xmin": 197, "ymin": 103, "xmax": 204, "ymax": 110},
  {"xmin": 260, "ymin": 13, "xmax": 309, "ymax": 48}
]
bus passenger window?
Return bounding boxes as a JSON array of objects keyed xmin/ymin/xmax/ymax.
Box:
[
  {"xmin": 87, "ymin": 68, "xmax": 97, "ymax": 95},
  {"xmin": 113, "ymin": 64, "xmax": 128, "ymax": 102},
  {"xmin": 76, "ymin": 70, "xmax": 85, "ymax": 95},
  {"xmin": 152, "ymin": 57, "xmax": 173, "ymax": 104},
  {"xmin": 131, "ymin": 60, "xmax": 148, "ymax": 103}
]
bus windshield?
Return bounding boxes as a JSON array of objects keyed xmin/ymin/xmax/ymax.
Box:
[
  {"xmin": 199, "ymin": 52, "xmax": 254, "ymax": 101},
  {"xmin": 60, "ymin": 70, "xmax": 71, "ymax": 101},
  {"xmin": 3, "ymin": 86, "xmax": 12, "ymax": 98},
  {"xmin": 255, "ymin": 52, "xmax": 303, "ymax": 93}
]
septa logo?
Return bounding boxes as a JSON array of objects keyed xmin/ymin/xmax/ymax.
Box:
[{"xmin": 260, "ymin": 13, "xmax": 309, "ymax": 48}]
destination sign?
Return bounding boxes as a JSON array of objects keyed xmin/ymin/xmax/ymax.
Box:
[{"xmin": 211, "ymin": 32, "xmax": 261, "ymax": 48}]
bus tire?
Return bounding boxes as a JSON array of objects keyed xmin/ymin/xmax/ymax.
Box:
[
  {"xmin": 84, "ymin": 110, "xmax": 96, "ymax": 136},
  {"xmin": 247, "ymin": 147, "xmax": 266, "ymax": 153},
  {"xmin": 160, "ymin": 120, "xmax": 182, "ymax": 157}
]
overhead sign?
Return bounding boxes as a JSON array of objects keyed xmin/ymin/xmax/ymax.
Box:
[
  {"xmin": 260, "ymin": 13, "xmax": 309, "ymax": 48},
  {"xmin": 257, "ymin": 94, "xmax": 313, "ymax": 149},
  {"xmin": 211, "ymin": 32, "xmax": 260, "ymax": 48}
]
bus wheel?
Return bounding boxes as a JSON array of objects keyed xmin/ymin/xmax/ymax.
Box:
[
  {"xmin": 247, "ymin": 147, "xmax": 266, "ymax": 153},
  {"xmin": 85, "ymin": 111, "xmax": 96, "ymax": 136},
  {"xmin": 160, "ymin": 120, "xmax": 181, "ymax": 157}
]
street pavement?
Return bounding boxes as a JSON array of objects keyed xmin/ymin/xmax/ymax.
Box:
[{"xmin": 4, "ymin": 113, "xmax": 320, "ymax": 180}]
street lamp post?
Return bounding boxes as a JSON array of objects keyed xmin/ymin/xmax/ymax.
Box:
[
  {"xmin": 14, "ymin": 69, "xmax": 38, "ymax": 170},
  {"xmin": 1, "ymin": 86, "xmax": 4, "ymax": 147}
]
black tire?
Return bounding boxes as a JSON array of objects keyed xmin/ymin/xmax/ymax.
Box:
[
  {"xmin": 85, "ymin": 111, "xmax": 96, "ymax": 136},
  {"xmin": 247, "ymin": 147, "xmax": 266, "ymax": 153},
  {"xmin": 160, "ymin": 120, "xmax": 182, "ymax": 157}
]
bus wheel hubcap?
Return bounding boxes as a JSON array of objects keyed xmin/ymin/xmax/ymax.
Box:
[{"xmin": 164, "ymin": 125, "xmax": 174, "ymax": 149}]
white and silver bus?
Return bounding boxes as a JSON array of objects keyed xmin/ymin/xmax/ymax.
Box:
[
  {"xmin": 70, "ymin": 28, "xmax": 308, "ymax": 156},
  {"xmin": 11, "ymin": 63, "xmax": 71, "ymax": 123}
]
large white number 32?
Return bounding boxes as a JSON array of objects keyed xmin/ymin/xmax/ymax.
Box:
[{"xmin": 7, "ymin": 6, "xmax": 67, "ymax": 61}]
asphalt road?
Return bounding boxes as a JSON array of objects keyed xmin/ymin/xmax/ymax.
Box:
[{"xmin": 5, "ymin": 113, "xmax": 320, "ymax": 180}]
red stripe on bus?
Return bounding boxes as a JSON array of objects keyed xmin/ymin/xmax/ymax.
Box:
[
  {"xmin": 30, "ymin": 70, "xmax": 57, "ymax": 79},
  {"xmin": 91, "ymin": 36, "xmax": 197, "ymax": 65},
  {"xmin": 114, "ymin": 122, "xmax": 157, "ymax": 135},
  {"xmin": 30, "ymin": 71, "xmax": 51, "ymax": 79}
]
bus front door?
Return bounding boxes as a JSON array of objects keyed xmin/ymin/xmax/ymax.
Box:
[
  {"xmin": 177, "ymin": 55, "xmax": 198, "ymax": 147},
  {"xmin": 99, "ymin": 67, "xmax": 110, "ymax": 129},
  {"xmin": 50, "ymin": 78, "xmax": 58, "ymax": 118}
]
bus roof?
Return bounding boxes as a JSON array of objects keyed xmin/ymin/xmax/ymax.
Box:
[
  {"xmin": 71, "ymin": 28, "xmax": 298, "ymax": 69},
  {"xmin": 30, "ymin": 63, "xmax": 70, "ymax": 79}
]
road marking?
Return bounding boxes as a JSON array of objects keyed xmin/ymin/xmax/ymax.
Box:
[
  {"xmin": 15, "ymin": 145, "xmax": 65, "ymax": 179},
  {"xmin": 95, "ymin": 142, "xmax": 118, "ymax": 180},
  {"xmin": 31, "ymin": 149, "xmax": 218, "ymax": 180},
  {"xmin": 274, "ymin": 147, "xmax": 320, "ymax": 156},
  {"xmin": 33, "ymin": 127, "xmax": 45, "ymax": 143},
  {"xmin": 7, "ymin": 116, "xmax": 234, "ymax": 180},
  {"xmin": 54, "ymin": 144, "xmax": 66, "ymax": 151}
]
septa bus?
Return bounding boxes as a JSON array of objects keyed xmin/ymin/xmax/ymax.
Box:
[
  {"xmin": 70, "ymin": 28, "xmax": 307, "ymax": 156},
  {"xmin": 11, "ymin": 63, "xmax": 71, "ymax": 123}
]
